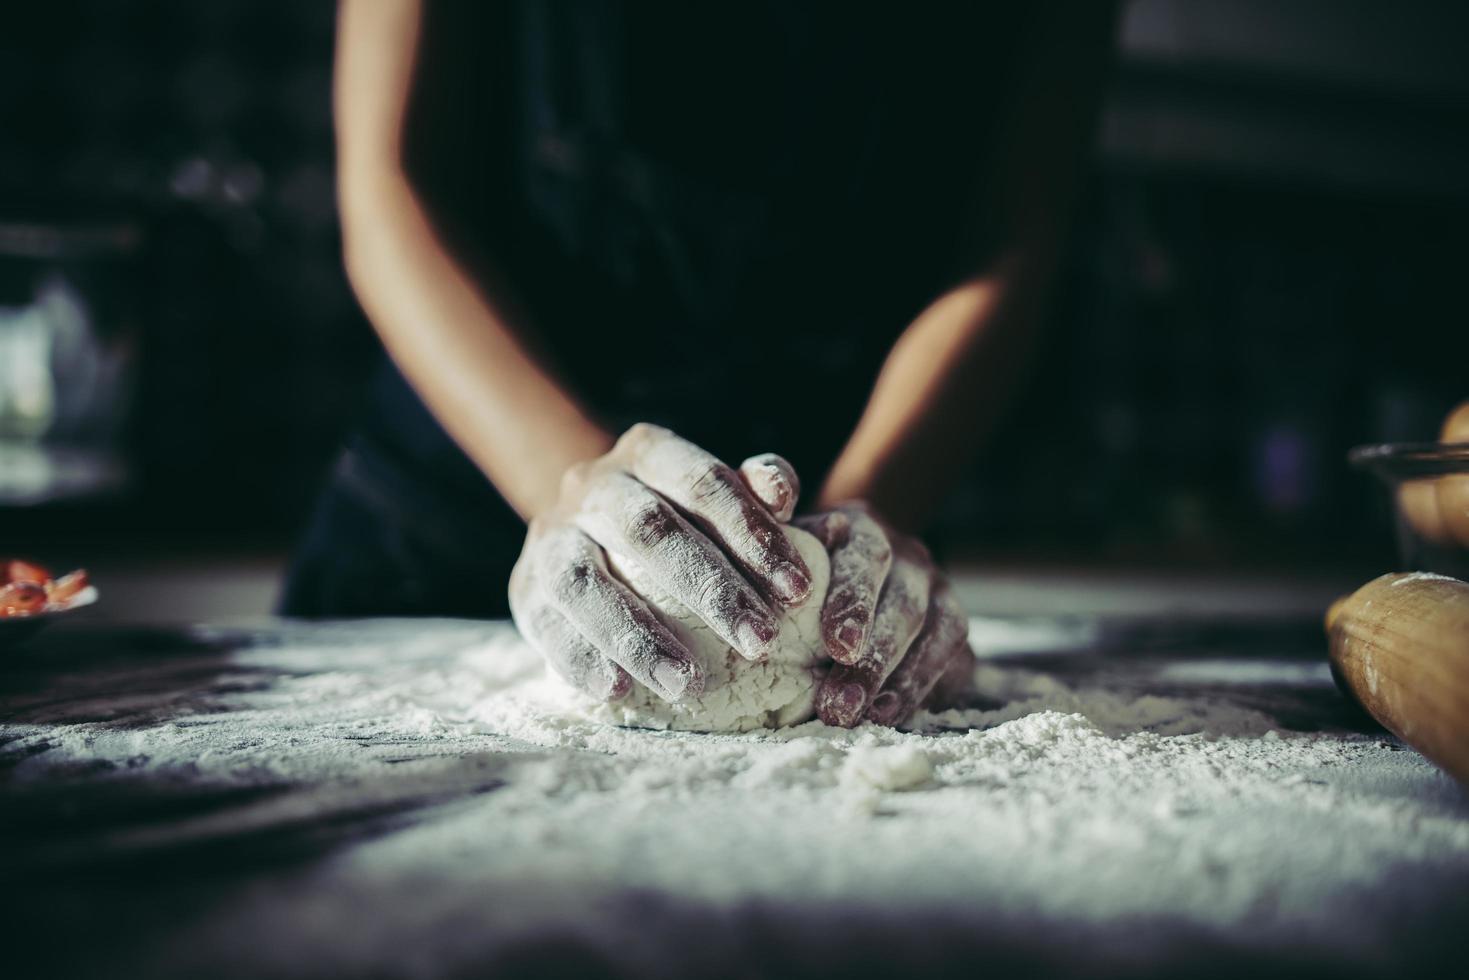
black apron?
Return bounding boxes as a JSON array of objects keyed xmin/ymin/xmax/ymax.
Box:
[{"xmin": 282, "ymin": 0, "xmax": 1029, "ymax": 617}]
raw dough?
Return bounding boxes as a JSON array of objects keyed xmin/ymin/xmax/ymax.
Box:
[{"xmin": 584, "ymin": 526, "xmax": 830, "ymax": 732}]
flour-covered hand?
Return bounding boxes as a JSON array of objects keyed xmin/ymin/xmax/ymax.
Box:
[
  {"xmin": 797, "ymin": 503, "xmax": 972, "ymax": 727},
  {"xmin": 510, "ymin": 424, "xmax": 813, "ymax": 703}
]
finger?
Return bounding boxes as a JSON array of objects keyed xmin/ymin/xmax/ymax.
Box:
[
  {"xmin": 816, "ymin": 547, "xmax": 930, "ymax": 728},
  {"xmin": 925, "ymin": 612, "xmax": 978, "ymax": 710},
  {"xmin": 532, "ymin": 525, "xmax": 705, "ymax": 701},
  {"xmin": 509, "ymin": 553, "xmax": 632, "ymax": 701},
  {"xmin": 575, "ymin": 472, "xmax": 781, "ymax": 661},
  {"xmin": 515, "ymin": 597, "xmax": 633, "ymax": 702},
  {"xmin": 927, "ymin": 639, "xmax": 979, "ymax": 710},
  {"xmin": 818, "ymin": 504, "xmax": 893, "ymax": 664},
  {"xmin": 738, "ymin": 453, "xmax": 800, "ymax": 522},
  {"xmin": 865, "ymin": 585, "xmax": 968, "ymax": 726},
  {"xmin": 794, "ymin": 509, "xmax": 849, "ymax": 549},
  {"xmin": 624, "ymin": 428, "xmax": 812, "ymax": 607}
]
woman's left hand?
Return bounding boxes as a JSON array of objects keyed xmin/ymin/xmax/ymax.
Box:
[{"xmin": 795, "ymin": 503, "xmax": 973, "ymax": 727}]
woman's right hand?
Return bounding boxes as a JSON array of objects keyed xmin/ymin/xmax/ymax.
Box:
[{"xmin": 509, "ymin": 424, "xmax": 814, "ymax": 703}]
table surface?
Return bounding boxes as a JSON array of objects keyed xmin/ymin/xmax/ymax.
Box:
[{"xmin": 2, "ymin": 613, "xmax": 1466, "ymax": 980}]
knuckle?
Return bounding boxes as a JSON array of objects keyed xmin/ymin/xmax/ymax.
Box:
[
  {"xmin": 824, "ymin": 511, "xmax": 852, "ymax": 548},
  {"xmin": 692, "ymin": 570, "xmax": 726, "ymax": 611},
  {"xmin": 559, "ymin": 462, "xmax": 591, "ymax": 497},
  {"xmin": 609, "ymin": 626, "xmax": 656, "ymax": 663},
  {"xmin": 550, "ymin": 557, "xmax": 600, "ymax": 604},
  {"xmin": 722, "ymin": 521, "xmax": 786, "ymax": 572},
  {"xmin": 802, "ymin": 509, "xmax": 846, "ymax": 539},
  {"xmin": 692, "ymin": 570, "xmax": 743, "ymax": 619},
  {"xmin": 626, "ymin": 498, "xmax": 677, "ymax": 548},
  {"xmin": 688, "ymin": 460, "xmax": 738, "ymax": 504},
  {"xmin": 823, "ymin": 585, "xmax": 860, "ymax": 615},
  {"xmin": 618, "ymin": 422, "xmax": 665, "ymax": 454}
]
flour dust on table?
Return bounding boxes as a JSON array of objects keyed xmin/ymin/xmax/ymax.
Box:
[
  {"xmin": 6, "ymin": 619, "xmax": 1469, "ymax": 976},
  {"xmin": 566, "ymin": 524, "xmax": 831, "ymax": 732}
]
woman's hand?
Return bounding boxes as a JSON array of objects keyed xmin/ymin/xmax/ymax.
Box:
[
  {"xmin": 510, "ymin": 424, "xmax": 813, "ymax": 703},
  {"xmin": 797, "ymin": 503, "xmax": 972, "ymax": 727}
]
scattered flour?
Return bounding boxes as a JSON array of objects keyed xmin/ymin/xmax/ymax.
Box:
[
  {"xmin": 842, "ymin": 743, "xmax": 933, "ymax": 792},
  {"xmin": 4, "ymin": 619, "xmax": 1468, "ymax": 976},
  {"xmin": 588, "ymin": 525, "xmax": 831, "ymax": 732}
]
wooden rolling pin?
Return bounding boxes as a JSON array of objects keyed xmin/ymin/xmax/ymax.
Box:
[{"xmin": 1326, "ymin": 572, "xmax": 1469, "ymax": 786}]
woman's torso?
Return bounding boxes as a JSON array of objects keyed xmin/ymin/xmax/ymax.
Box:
[{"xmin": 341, "ymin": 0, "xmax": 1033, "ymax": 575}]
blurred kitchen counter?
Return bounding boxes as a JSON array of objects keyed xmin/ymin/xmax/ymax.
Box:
[{"xmin": 65, "ymin": 550, "xmax": 1369, "ymax": 626}]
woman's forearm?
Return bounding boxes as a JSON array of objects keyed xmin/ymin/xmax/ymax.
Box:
[
  {"xmin": 816, "ymin": 260, "xmax": 1045, "ymax": 532},
  {"xmin": 819, "ymin": 2, "xmax": 1117, "ymax": 532},
  {"xmin": 340, "ymin": 171, "xmax": 612, "ymax": 519},
  {"xmin": 334, "ymin": 0, "xmax": 609, "ymax": 521}
]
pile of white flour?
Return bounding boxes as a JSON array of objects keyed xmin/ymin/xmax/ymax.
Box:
[{"xmin": 4, "ymin": 619, "xmax": 1467, "ymax": 976}]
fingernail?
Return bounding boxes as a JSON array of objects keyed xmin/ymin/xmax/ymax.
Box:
[
  {"xmin": 772, "ymin": 562, "xmax": 811, "ymax": 605},
  {"xmin": 822, "ymin": 681, "xmax": 868, "ymax": 728},
  {"xmin": 868, "ymin": 691, "xmax": 902, "ymax": 725},
  {"xmin": 734, "ymin": 616, "xmax": 778, "ymax": 660},
  {"xmin": 654, "ymin": 661, "xmax": 693, "ymax": 701},
  {"xmin": 607, "ymin": 671, "xmax": 633, "ymax": 701},
  {"xmin": 833, "ymin": 617, "xmax": 864, "ymax": 660}
]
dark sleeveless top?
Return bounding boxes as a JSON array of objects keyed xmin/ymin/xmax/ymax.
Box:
[{"xmin": 353, "ymin": 0, "xmax": 1034, "ymax": 542}]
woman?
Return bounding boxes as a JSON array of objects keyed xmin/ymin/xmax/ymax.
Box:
[{"xmin": 284, "ymin": 0, "xmax": 1116, "ymax": 727}]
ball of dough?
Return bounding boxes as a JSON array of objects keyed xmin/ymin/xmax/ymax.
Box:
[{"xmin": 588, "ymin": 525, "xmax": 830, "ymax": 732}]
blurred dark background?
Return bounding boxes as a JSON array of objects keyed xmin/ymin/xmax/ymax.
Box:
[{"xmin": 2, "ymin": 0, "xmax": 1467, "ymax": 615}]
